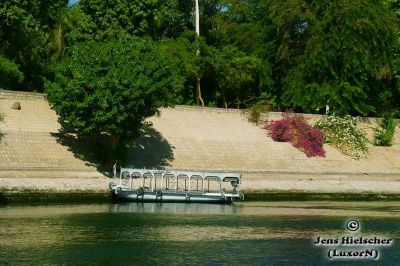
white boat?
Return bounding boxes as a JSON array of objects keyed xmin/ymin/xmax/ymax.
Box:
[{"xmin": 109, "ymin": 167, "xmax": 245, "ymax": 204}]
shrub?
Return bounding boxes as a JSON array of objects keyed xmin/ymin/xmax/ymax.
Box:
[
  {"xmin": 245, "ymin": 93, "xmax": 275, "ymax": 125},
  {"xmin": 0, "ymin": 56, "xmax": 24, "ymax": 89},
  {"xmin": 373, "ymin": 111, "xmax": 398, "ymax": 146},
  {"xmin": 246, "ymin": 104, "xmax": 265, "ymax": 126},
  {"xmin": 314, "ymin": 115, "xmax": 368, "ymax": 159},
  {"xmin": 264, "ymin": 112, "xmax": 325, "ymax": 157}
]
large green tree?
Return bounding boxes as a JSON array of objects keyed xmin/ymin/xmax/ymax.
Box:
[
  {"xmin": 159, "ymin": 31, "xmax": 203, "ymax": 105},
  {"xmin": 208, "ymin": 45, "xmax": 261, "ymax": 108},
  {"xmin": 45, "ymin": 37, "xmax": 178, "ymax": 155},
  {"xmin": 269, "ymin": 0, "xmax": 400, "ymax": 115},
  {"xmin": 212, "ymin": 0, "xmax": 276, "ymax": 107}
]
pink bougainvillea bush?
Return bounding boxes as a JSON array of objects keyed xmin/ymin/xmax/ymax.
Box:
[{"xmin": 263, "ymin": 112, "xmax": 325, "ymax": 157}]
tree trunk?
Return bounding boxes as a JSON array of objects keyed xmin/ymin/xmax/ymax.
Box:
[
  {"xmin": 196, "ymin": 76, "xmax": 205, "ymax": 106},
  {"xmin": 195, "ymin": 0, "xmax": 200, "ymax": 36},
  {"xmin": 194, "ymin": 1, "xmax": 204, "ymax": 107},
  {"xmin": 109, "ymin": 133, "xmax": 120, "ymax": 170},
  {"xmin": 110, "ymin": 133, "xmax": 120, "ymax": 152},
  {"xmin": 221, "ymin": 88, "xmax": 227, "ymax": 109}
]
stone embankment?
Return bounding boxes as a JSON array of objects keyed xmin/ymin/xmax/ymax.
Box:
[
  {"xmin": 1, "ymin": 89, "xmax": 400, "ymax": 201},
  {"xmin": 0, "ymin": 90, "xmax": 108, "ymax": 195}
]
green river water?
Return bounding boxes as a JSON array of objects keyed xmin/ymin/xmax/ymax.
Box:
[{"xmin": 0, "ymin": 201, "xmax": 399, "ymax": 265}]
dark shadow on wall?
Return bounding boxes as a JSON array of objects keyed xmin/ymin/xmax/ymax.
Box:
[
  {"xmin": 51, "ymin": 127, "xmax": 174, "ymax": 176},
  {"xmin": 0, "ymin": 192, "xmax": 7, "ymax": 206},
  {"xmin": 124, "ymin": 128, "xmax": 175, "ymax": 169}
]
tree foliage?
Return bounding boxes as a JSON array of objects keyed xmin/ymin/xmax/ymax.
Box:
[
  {"xmin": 210, "ymin": 0, "xmax": 276, "ymax": 107},
  {"xmin": 45, "ymin": 37, "xmax": 178, "ymax": 151},
  {"xmin": 208, "ymin": 44, "xmax": 261, "ymax": 108},
  {"xmin": 269, "ymin": 0, "xmax": 399, "ymax": 115},
  {"xmin": 1, "ymin": 0, "xmax": 400, "ymax": 117},
  {"xmin": 0, "ymin": 56, "xmax": 24, "ymax": 89},
  {"xmin": 158, "ymin": 31, "xmax": 203, "ymax": 105},
  {"xmin": 52, "ymin": 5, "xmax": 95, "ymax": 59},
  {"xmin": 78, "ymin": 0, "xmax": 192, "ymax": 40},
  {"xmin": 0, "ymin": 0, "xmax": 68, "ymax": 90}
]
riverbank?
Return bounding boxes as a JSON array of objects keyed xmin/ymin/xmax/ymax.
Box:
[
  {"xmin": 1, "ymin": 171, "xmax": 400, "ymax": 204},
  {"xmin": 1, "ymin": 172, "xmax": 400, "ymax": 204},
  {"xmin": 1, "ymin": 89, "xmax": 400, "ymax": 203},
  {"xmin": 2, "ymin": 190, "xmax": 400, "ymax": 205}
]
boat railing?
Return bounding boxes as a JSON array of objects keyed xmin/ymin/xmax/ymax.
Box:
[{"xmin": 114, "ymin": 167, "xmax": 241, "ymax": 194}]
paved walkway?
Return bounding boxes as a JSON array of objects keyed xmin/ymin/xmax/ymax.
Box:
[{"xmin": 0, "ymin": 91, "xmax": 399, "ymax": 194}]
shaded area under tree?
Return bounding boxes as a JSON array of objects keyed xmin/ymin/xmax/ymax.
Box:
[{"xmin": 51, "ymin": 127, "xmax": 174, "ymax": 176}]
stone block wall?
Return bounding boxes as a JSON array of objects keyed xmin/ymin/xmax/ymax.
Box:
[{"xmin": 0, "ymin": 89, "xmax": 46, "ymax": 100}]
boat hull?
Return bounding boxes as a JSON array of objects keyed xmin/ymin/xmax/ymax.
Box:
[{"xmin": 111, "ymin": 190, "xmax": 237, "ymax": 204}]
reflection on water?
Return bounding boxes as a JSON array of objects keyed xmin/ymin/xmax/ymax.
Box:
[
  {"xmin": 110, "ymin": 201, "xmax": 400, "ymax": 217},
  {"xmin": 0, "ymin": 202, "xmax": 399, "ymax": 265},
  {"xmin": 110, "ymin": 201, "xmax": 241, "ymax": 215}
]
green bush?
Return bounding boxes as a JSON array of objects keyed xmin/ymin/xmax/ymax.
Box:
[
  {"xmin": 374, "ymin": 112, "xmax": 398, "ymax": 146},
  {"xmin": 315, "ymin": 115, "xmax": 368, "ymax": 159},
  {"xmin": 245, "ymin": 93, "xmax": 275, "ymax": 125},
  {"xmin": 0, "ymin": 56, "xmax": 24, "ymax": 89},
  {"xmin": 246, "ymin": 104, "xmax": 267, "ymax": 125}
]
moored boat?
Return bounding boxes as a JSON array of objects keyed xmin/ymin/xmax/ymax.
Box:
[{"xmin": 109, "ymin": 167, "xmax": 245, "ymax": 204}]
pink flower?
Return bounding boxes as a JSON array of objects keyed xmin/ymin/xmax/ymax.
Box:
[{"xmin": 264, "ymin": 112, "xmax": 325, "ymax": 157}]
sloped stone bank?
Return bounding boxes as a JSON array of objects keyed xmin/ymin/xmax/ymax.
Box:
[{"xmin": 1, "ymin": 89, "xmax": 399, "ymax": 202}]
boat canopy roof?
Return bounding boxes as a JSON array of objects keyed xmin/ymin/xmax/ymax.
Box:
[{"xmin": 119, "ymin": 167, "xmax": 241, "ymax": 183}]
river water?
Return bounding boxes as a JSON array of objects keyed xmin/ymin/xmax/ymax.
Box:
[{"xmin": 0, "ymin": 201, "xmax": 399, "ymax": 265}]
